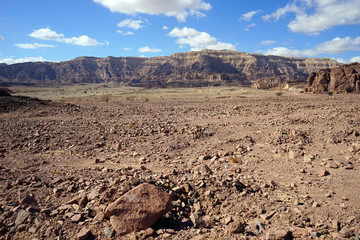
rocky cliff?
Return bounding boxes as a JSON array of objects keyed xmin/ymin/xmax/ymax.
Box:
[
  {"xmin": 0, "ymin": 50, "xmax": 339, "ymax": 88},
  {"xmin": 305, "ymin": 62, "xmax": 360, "ymax": 93}
]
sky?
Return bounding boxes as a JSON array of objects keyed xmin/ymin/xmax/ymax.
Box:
[{"xmin": 0, "ymin": 0, "xmax": 360, "ymax": 65}]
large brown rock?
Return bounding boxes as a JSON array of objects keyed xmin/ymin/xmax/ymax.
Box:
[
  {"xmin": 305, "ymin": 62, "xmax": 360, "ymax": 93},
  {"xmin": 0, "ymin": 50, "xmax": 338, "ymax": 88},
  {"xmin": 105, "ymin": 183, "xmax": 173, "ymax": 236}
]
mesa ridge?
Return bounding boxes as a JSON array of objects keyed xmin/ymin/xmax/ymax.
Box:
[{"xmin": 0, "ymin": 50, "xmax": 339, "ymax": 88}]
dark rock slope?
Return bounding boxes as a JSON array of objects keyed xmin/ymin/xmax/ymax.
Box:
[
  {"xmin": 0, "ymin": 50, "xmax": 339, "ymax": 88},
  {"xmin": 305, "ymin": 62, "xmax": 360, "ymax": 93}
]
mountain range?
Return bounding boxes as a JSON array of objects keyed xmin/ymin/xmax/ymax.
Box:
[{"xmin": 0, "ymin": 50, "xmax": 339, "ymax": 88}]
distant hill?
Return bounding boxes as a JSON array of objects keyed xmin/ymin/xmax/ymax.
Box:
[{"xmin": 0, "ymin": 50, "xmax": 339, "ymax": 88}]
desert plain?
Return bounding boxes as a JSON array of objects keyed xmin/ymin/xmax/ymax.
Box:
[{"xmin": 0, "ymin": 85, "xmax": 359, "ymax": 239}]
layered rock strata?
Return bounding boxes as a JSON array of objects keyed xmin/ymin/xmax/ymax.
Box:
[{"xmin": 0, "ymin": 50, "xmax": 339, "ymax": 88}]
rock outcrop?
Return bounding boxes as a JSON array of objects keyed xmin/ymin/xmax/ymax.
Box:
[
  {"xmin": 305, "ymin": 62, "xmax": 360, "ymax": 93},
  {"xmin": 0, "ymin": 50, "xmax": 339, "ymax": 88}
]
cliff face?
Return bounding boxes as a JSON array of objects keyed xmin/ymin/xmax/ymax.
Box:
[
  {"xmin": 0, "ymin": 50, "xmax": 339, "ymax": 88},
  {"xmin": 305, "ymin": 62, "xmax": 360, "ymax": 93}
]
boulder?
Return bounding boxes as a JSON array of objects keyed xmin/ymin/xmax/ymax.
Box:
[
  {"xmin": 105, "ymin": 183, "xmax": 173, "ymax": 236},
  {"xmin": 305, "ymin": 62, "xmax": 360, "ymax": 93}
]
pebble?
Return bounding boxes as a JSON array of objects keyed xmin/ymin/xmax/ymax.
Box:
[
  {"xmin": 318, "ymin": 169, "xmax": 330, "ymax": 176},
  {"xmin": 77, "ymin": 227, "xmax": 92, "ymax": 240},
  {"xmin": 15, "ymin": 210, "xmax": 31, "ymax": 227},
  {"xmin": 104, "ymin": 226, "xmax": 115, "ymax": 238}
]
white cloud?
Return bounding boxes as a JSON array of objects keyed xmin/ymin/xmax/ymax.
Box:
[
  {"xmin": 264, "ymin": 36, "xmax": 360, "ymax": 57},
  {"xmin": 263, "ymin": 0, "xmax": 360, "ymax": 34},
  {"xmin": 138, "ymin": 46, "xmax": 162, "ymax": 53},
  {"xmin": 117, "ymin": 19, "xmax": 144, "ymax": 30},
  {"xmin": 241, "ymin": 10, "xmax": 259, "ymax": 21},
  {"xmin": 0, "ymin": 56, "xmax": 47, "ymax": 65},
  {"xmin": 245, "ymin": 23, "xmax": 256, "ymax": 31},
  {"xmin": 350, "ymin": 56, "xmax": 360, "ymax": 62},
  {"xmin": 117, "ymin": 30, "xmax": 134, "ymax": 36},
  {"xmin": 168, "ymin": 27, "xmax": 236, "ymax": 51},
  {"xmin": 93, "ymin": 0, "xmax": 212, "ymax": 22},
  {"xmin": 333, "ymin": 56, "xmax": 360, "ymax": 63},
  {"xmin": 261, "ymin": 40, "xmax": 276, "ymax": 45},
  {"xmin": 123, "ymin": 47, "xmax": 132, "ymax": 51},
  {"xmin": 29, "ymin": 27, "xmax": 106, "ymax": 46},
  {"xmin": 14, "ymin": 43, "xmax": 55, "ymax": 49},
  {"xmin": 163, "ymin": 25, "xmax": 169, "ymax": 30},
  {"xmin": 29, "ymin": 28, "xmax": 64, "ymax": 40},
  {"xmin": 0, "ymin": 34, "xmax": 4, "ymax": 41}
]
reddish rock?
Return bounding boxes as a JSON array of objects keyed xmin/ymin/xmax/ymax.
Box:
[
  {"xmin": 77, "ymin": 227, "xmax": 92, "ymax": 240},
  {"xmin": 105, "ymin": 183, "xmax": 173, "ymax": 236},
  {"xmin": 18, "ymin": 192, "xmax": 40, "ymax": 212},
  {"xmin": 305, "ymin": 62, "xmax": 360, "ymax": 93}
]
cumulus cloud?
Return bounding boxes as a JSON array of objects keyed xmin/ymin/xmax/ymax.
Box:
[
  {"xmin": 163, "ymin": 25, "xmax": 169, "ymax": 30},
  {"xmin": 117, "ymin": 19, "xmax": 144, "ymax": 30},
  {"xmin": 168, "ymin": 27, "xmax": 236, "ymax": 51},
  {"xmin": 117, "ymin": 30, "xmax": 134, "ymax": 36},
  {"xmin": 0, "ymin": 34, "xmax": 4, "ymax": 41},
  {"xmin": 241, "ymin": 10, "xmax": 259, "ymax": 21},
  {"xmin": 123, "ymin": 47, "xmax": 132, "ymax": 51},
  {"xmin": 263, "ymin": 0, "xmax": 360, "ymax": 34},
  {"xmin": 14, "ymin": 43, "xmax": 55, "ymax": 49},
  {"xmin": 93, "ymin": 0, "xmax": 212, "ymax": 22},
  {"xmin": 29, "ymin": 27, "xmax": 106, "ymax": 46},
  {"xmin": 138, "ymin": 46, "xmax": 162, "ymax": 53},
  {"xmin": 350, "ymin": 56, "xmax": 360, "ymax": 62},
  {"xmin": 0, "ymin": 56, "xmax": 47, "ymax": 65},
  {"xmin": 264, "ymin": 36, "xmax": 360, "ymax": 57},
  {"xmin": 261, "ymin": 40, "xmax": 276, "ymax": 45}
]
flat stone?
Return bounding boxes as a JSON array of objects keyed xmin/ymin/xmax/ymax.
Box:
[
  {"xmin": 93, "ymin": 212, "xmax": 105, "ymax": 223},
  {"xmin": 105, "ymin": 183, "xmax": 173, "ymax": 236},
  {"xmin": 104, "ymin": 226, "xmax": 115, "ymax": 238},
  {"xmin": 77, "ymin": 227, "xmax": 92, "ymax": 240},
  {"xmin": 227, "ymin": 220, "xmax": 245, "ymax": 234},
  {"xmin": 71, "ymin": 214, "xmax": 82, "ymax": 222},
  {"xmin": 265, "ymin": 229, "xmax": 293, "ymax": 240},
  {"xmin": 15, "ymin": 210, "xmax": 31, "ymax": 227}
]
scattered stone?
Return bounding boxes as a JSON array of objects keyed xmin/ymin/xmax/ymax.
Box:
[
  {"xmin": 77, "ymin": 227, "xmax": 92, "ymax": 240},
  {"xmin": 227, "ymin": 220, "xmax": 245, "ymax": 234},
  {"xmin": 104, "ymin": 226, "xmax": 115, "ymax": 238},
  {"xmin": 105, "ymin": 183, "xmax": 173, "ymax": 236},
  {"xmin": 190, "ymin": 213, "xmax": 205, "ymax": 228},
  {"xmin": 339, "ymin": 226, "xmax": 355, "ymax": 238},
  {"xmin": 15, "ymin": 210, "xmax": 31, "ymax": 227},
  {"xmin": 18, "ymin": 192, "xmax": 40, "ymax": 212},
  {"xmin": 265, "ymin": 229, "xmax": 293, "ymax": 240},
  {"xmin": 93, "ymin": 212, "xmax": 105, "ymax": 223},
  {"xmin": 143, "ymin": 227, "xmax": 155, "ymax": 238},
  {"xmin": 318, "ymin": 169, "xmax": 330, "ymax": 177},
  {"xmin": 71, "ymin": 214, "xmax": 82, "ymax": 222},
  {"xmin": 198, "ymin": 155, "xmax": 211, "ymax": 161}
]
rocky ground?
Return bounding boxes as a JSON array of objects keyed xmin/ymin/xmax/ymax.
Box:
[{"xmin": 0, "ymin": 92, "xmax": 359, "ymax": 239}]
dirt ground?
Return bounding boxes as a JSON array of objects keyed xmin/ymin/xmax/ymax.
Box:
[{"xmin": 0, "ymin": 91, "xmax": 359, "ymax": 239}]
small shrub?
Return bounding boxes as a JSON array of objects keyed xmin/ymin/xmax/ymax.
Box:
[
  {"xmin": 275, "ymin": 91, "xmax": 283, "ymax": 97},
  {"xmin": 102, "ymin": 94, "xmax": 111, "ymax": 103},
  {"xmin": 125, "ymin": 96, "xmax": 135, "ymax": 101},
  {"xmin": 327, "ymin": 91, "xmax": 333, "ymax": 96}
]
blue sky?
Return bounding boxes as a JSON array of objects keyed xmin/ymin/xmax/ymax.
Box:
[{"xmin": 1, "ymin": 0, "xmax": 360, "ymax": 64}]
